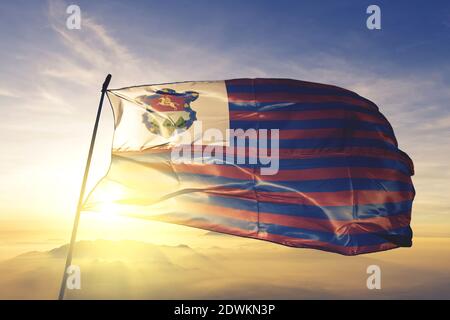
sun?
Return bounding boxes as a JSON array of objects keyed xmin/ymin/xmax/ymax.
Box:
[{"xmin": 83, "ymin": 180, "xmax": 126, "ymax": 217}]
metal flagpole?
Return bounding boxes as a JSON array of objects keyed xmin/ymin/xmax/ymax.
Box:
[{"xmin": 58, "ymin": 74, "xmax": 112, "ymax": 300}]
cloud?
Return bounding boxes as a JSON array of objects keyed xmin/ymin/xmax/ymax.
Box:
[
  {"xmin": 1, "ymin": 239, "xmax": 450, "ymax": 299},
  {"xmin": 420, "ymin": 114, "xmax": 450, "ymax": 130},
  {"xmin": 45, "ymin": 0, "xmax": 143, "ymax": 87},
  {"xmin": 0, "ymin": 87, "xmax": 19, "ymax": 98}
]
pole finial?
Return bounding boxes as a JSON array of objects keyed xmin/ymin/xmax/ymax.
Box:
[{"xmin": 102, "ymin": 74, "xmax": 112, "ymax": 93}]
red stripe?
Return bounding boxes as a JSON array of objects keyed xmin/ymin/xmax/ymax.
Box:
[
  {"xmin": 260, "ymin": 167, "xmax": 411, "ymax": 183},
  {"xmin": 276, "ymin": 128, "xmax": 397, "ymax": 145},
  {"xmin": 232, "ymin": 127, "xmax": 396, "ymax": 146},
  {"xmin": 226, "ymin": 78, "xmax": 358, "ymax": 94},
  {"xmin": 179, "ymin": 145, "xmax": 405, "ymax": 161},
  {"xmin": 264, "ymin": 147, "xmax": 401, "ymax": 160},
  {"xmin": 349, "ymin": 130, "xmax": 396, "ymax": 145},
  {"xmin": 173, "ymin": 163, "xmax": 411, "ymax": 183},
  {"xmin": 228, "ymin": 92, "xmax": 374, "ymax": 110},
  {"xmin": 230, "ymin": 110, "xmax": 386, "ymax": 125},
  {"xmin": 254, "ymin": 190, "xmax": 414, "ymax": 206}
]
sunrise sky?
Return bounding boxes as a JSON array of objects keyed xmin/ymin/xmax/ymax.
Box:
[{"xmin": 0, "ymin": 0, "xmax": 449, "ymax": 292}]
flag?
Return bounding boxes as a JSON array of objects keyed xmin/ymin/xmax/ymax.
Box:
[{"xmin": 83, "ymin": 78, "xmax": 415, "ymax": 255}]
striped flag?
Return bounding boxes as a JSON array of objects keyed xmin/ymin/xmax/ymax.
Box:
[{"xmin": 83, "ymin": 78, "xmax": 415, "ymax": 255}]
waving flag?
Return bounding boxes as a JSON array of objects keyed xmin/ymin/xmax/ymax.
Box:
[{"xmin": 83, "ymin": 78, "xmax": 415, "ymax": 255}]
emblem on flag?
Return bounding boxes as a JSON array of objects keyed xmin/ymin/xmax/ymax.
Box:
[{"xmin": 137, "ymin": 88, "xmax": 199, "ymax": 138}]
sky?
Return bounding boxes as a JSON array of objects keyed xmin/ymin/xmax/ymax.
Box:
[{"xmin": 0, "ymin": 0, "xmax": 449, "ymax": 262}]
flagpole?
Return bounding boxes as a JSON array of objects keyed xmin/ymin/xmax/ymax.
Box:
[{"xmin": 58, "ymin": 74, "xmax": 112, "ymax": 300}]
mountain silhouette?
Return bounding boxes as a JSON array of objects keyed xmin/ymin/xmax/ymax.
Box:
[{"xmin": 0, "ymin": 238, "xmax": 449, "ymax": 299}]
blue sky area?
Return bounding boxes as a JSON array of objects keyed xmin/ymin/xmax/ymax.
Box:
[{"xmin": 0, "ymin": 0, "xmax": 449, "ymax": 234}]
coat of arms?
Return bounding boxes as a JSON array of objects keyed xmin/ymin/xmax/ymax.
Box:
[{"xmin": 137, "ymin": 88, "xmax": 199, "ymax": 138}]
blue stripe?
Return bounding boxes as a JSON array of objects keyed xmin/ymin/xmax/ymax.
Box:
[
  {"xmin": 186, "ymin": 155, "xmax": 411, "ymax": 175},
  {"xmin": 259, "ymin": 223, "xmax": 412, "ymax": 247},
  {"xmin": 274, "ymin": 156, "xmax": 410, "ymax": 173},
  {"xmin": 258, "ymin": 200, "xmax": 412, "ymax": 220},
  {"xmin": 228, "ymin": 102, "xmax": 376, "ymax": 113},
  {"xmin": 177, "ymin": 172, "xmax": 413, "ymax": 193}
]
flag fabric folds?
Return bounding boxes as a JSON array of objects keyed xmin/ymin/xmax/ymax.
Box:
[{"xmin": 83, "ymin": 78, "xmax": 415, "ymax": 255}]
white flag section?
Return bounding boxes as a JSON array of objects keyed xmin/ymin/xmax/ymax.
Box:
[{"xmin": 107, "ymin": 81, "xmax": 230, "ymax": 150}]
